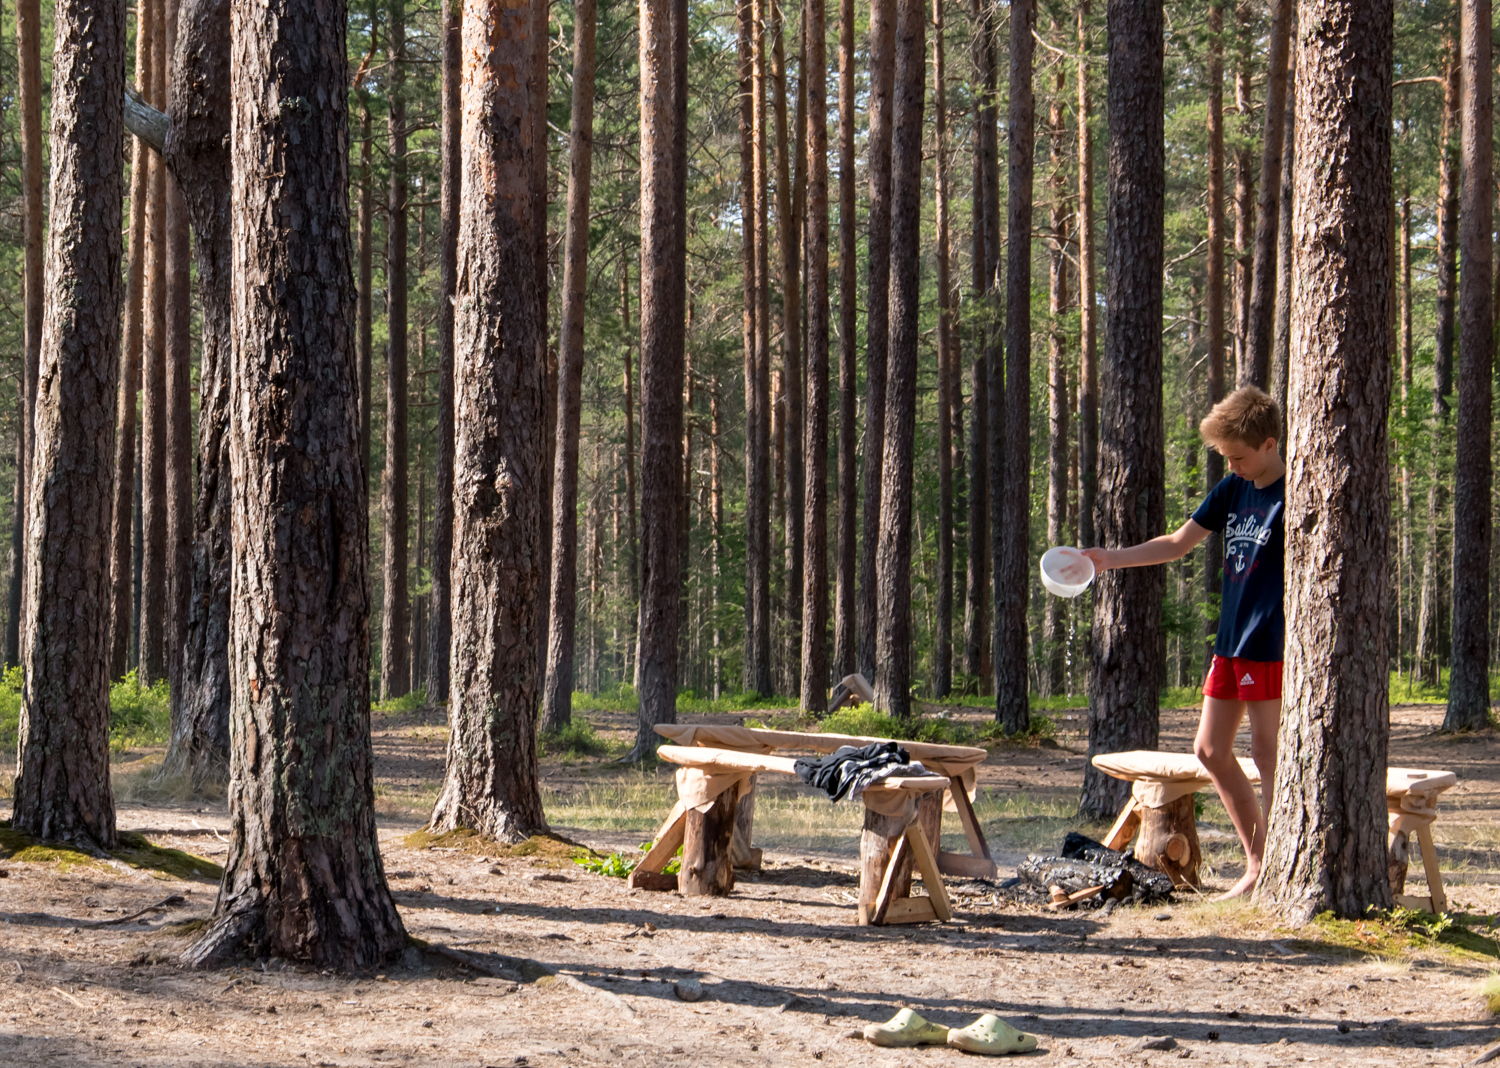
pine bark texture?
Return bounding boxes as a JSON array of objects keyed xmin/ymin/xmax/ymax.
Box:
[
  {"xmin": 159, "ymin": 0, "xmax": 232, "ymax": 787},
  {"xmin": 832, "ymin": 0, "xmax": 857, "ymax": 677},
  {"xmin": 139, "ymin": 0, "xmax": 168, "ymax": 687},
  {"xmin": 358, "ymin": 100, "xmax": 373, "ymax": 478},
  {"xmin": 858, "ymin": 0, "xmax": 895, "ymax": 681},
  {"xmin": 187, "ymin": 0, "xmax": 406, "ymax": 968},
  {"xmin": 995, "ymin": 0, "xmax": 1033, "ymax": 733},
  {"xmin": 427, "ymin": 0, "xmax": 550, "ymax": 837},
  {"xmin": 1204, "ymin": 0, "xmax": 1226, "ymax": 667},
  {"xmin": 1444, "ymin": 0, "xmax": 1491, "ymax": 731},
  {"xmin": 1044, "ymin": 64, "xmax": 1068, "ymax": 700},
  {"xmin": 873, "ymin": 0, "xmax": 924, "ymax": 719},
  {"xmin": 11, "ymin": 0, "xmax": 125, "ymax": 852},
  {"xmin": 1075, "ymin": 0, "xmax": 1096, "ymax": 553},
  {"xmin": 799, "ymin": 0, "xmax": 829, "ymax": 711},
  {"xmin": 542, "ymin": 0, "xmax": 597, "ymax": 733},
  {"xmin": 746, "ymin": 0, "xmax": 772, "ymax": 697},
  {"xmin": 381, "ymin": 0, "xmax": 410, "ymax": 701},
  {"xmin": 428, "ymin": 0, "xmax": 459, "ymax": 704},
  {"xmin": 1080, "ymin": 0, "xmax": 1164, "ymax": 819},
  {"xmin": 164, "ymin": 0, "xmax": 193, "ymax": 713},
  {"xmin": 630, "ymin": 0, "xmax": 688, "ymax": 754},
  {"xmin": 1258, "ymin": 0, "xmax": 1393, "ymax": 922}
]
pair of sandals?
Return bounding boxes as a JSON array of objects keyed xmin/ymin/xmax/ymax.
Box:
[{"xmin": 864, "ymin": 1008, "xmax": 1038, "ymax": 1055}]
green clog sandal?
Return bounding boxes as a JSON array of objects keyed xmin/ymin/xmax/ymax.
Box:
[
  {"xmin": 946, "ymin": 1014, "xmax": 1038, "ymax": 1055},
  {"xmin": 863, "ymin": 1008, "xmax": 951, "ymax": 1048}
]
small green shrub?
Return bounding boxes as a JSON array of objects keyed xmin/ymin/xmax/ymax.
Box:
[
  {"xmin": 539, "ymin": 716, "xmax": 610, "ymax": 758},
  {"xmin": 570, "ymin": 683, "xmax": 639, "ymax": 712},
  {"xmin": 374, "ymin": 689, "xmax": 428, "ymax": 714},
  {"xmin": 574, "ymin": 841, "xmax": 681, "ymax": 878},
  {"xmin": 109, "ymin": 670, "xmax": 172, "ymax": 749},
  {"xmin": 0, "ymin": 665, "xmax": 20, "ymax": 751}
]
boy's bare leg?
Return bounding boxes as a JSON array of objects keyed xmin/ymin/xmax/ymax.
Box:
[
  {"xmin": 1243, "ymin": 698, "xmax": 1281, "ymax": 863},
  {"xmin": 1194, "ymin": 696, "xmax": 1264, "ymax": 899}
]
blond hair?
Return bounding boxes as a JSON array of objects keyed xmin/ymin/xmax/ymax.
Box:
[{"xmin": 1199, "ymin": 385, "xmax": 1281, "ymax": 448}]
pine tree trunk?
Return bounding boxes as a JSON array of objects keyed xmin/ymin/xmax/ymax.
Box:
[
  {"xmin": 746, "ymin": 0, "xmax": 773, "ymax": 697},
  {"xmin": 1445, "ymin": 0, "xmax": 1492, "ymax": 731},
  {"xmin": 1257, "ymin": 0, "xmax": 1392, "ymax": 921},
  {"xmin": 1044, "ymin": 53, "xmax": 1069, "ymax": 701},
  {"xmin": 541, "ymin": 0, "xmax": 597, "ymax": 733},
  {"xmin": 771, "ymin": 0, "xmax": 802, "ymax": 696},
  {"xmin": 139, "ymin": 0, "xmax": 168, "ymax": 687},
  {"xmin": 711, "ymin": 383, "xmax": 725, "ymax": 696},
  {"xmin": 932, "ymin": 0, "xmax": 952, "ymax": 700},
  {"xmin": 858, "ymin": 0, "xmax": 895, "ymax": 681},
  {"xmin": 164, "ymin": 0, "xmax": 192, "ymax": 705},
  {"xmin": 158, "ymin": 0, "xmax": 233, "ymax": 788},
  {"xmin": 873, "ymin": 0, "xmax": 925, "ymax": 719},
  {"xmin": 1241, "ymin": 0, "xmax": 1292, "ymax": 389},
  {"xmin": 620, "ymin": 257, "xmax": 639, "ymax": 683},
  {"xmin": 1079, "ymin": 0, "xmax": 1164, "ymax": 820},
  {"xmin": 995, "ymin": 0, "xmax": 1033, "ymax": 733},
  {"xmin": 800, "ymin": 0, "xmax": 830, "ymax": 711},
  {"xmin": 359, "ymin": 98, "xmax": 373, "ymax": 481},
  {"xmin": 964, "ymin": 0, "xmax": 995, "ymax": 689},
  {"xmin": 533, "ymin": 0, "xmax": 554, "ymax": 691},
  {"xmin": 381, "ymin": 0, "xmax": 410, "ymax": 702},
  {"xmin": 427, "ymin": 0, "xmax": 551, "ymax": 838},
  {"xmin": 7, "ymin": 0, "xmax": 42, "ymax": 670},
  {"xmin": 11, "ymin": 0, "xmax": 125, "ymax": 852},
  {"xmin": 628, "ymin": 0, "xmax": 687, "ymax": 755},
  {"xmin": 111, "ymin": 9, "xmax": 152, "ymax": 682},
  {"xmin": 1229, "ymin": 0, "xmax": 1254, "ymax": 386},
  {"xmin": 738, "ymin": 0, "xmax": 765, "ymax": 697},
  {"xmin": 833, "ymin": 0, "xmax": 857, "ymax": 678},
  {"xmin": 428, "ymin": 0, "xmax": 459, "ymax": 703},
  {"xmin": 1271, "ymin": 49, "xmax": 1295, "ymax": 423},
  {"xmin": 1075, "ymin": 0, "xmax": 1097, "ymax": 556},
  {"xmin": 1203, "ymin": 0, "xmax": 1226, "ymax": 673},
  {"xmin": 187, "ymin": 0, "xmax": 407, "ymax": 966}
]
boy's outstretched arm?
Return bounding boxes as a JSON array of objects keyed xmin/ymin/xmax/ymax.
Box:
[{"xmin": 1082, "ymin": 519, "xmax": 1210, "ymax": 573}]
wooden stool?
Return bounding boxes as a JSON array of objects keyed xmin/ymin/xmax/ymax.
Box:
[
  {"xmin": 1387, "ymin": 768, "xmax": 1458, "ymax": 914},
  {"xmin": 1091, "ymin": 751, "xmax": 1260, "ymax": 887}
]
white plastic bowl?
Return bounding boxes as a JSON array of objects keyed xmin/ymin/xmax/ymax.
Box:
[{"xmin": 1039, "ymin": 546, "xmax": 1095, "ymax": 598}]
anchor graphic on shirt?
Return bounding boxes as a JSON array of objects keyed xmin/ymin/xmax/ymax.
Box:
[{"xmin": 1233, "ymin": 551, "xmax": 1247, "ymax": 574}]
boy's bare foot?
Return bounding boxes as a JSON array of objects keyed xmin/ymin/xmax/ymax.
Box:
[{"xmin": 1217, "ymin": 867, "xmax": 1259, "ymax": 900}]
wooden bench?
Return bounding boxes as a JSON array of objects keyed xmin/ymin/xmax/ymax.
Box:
[
  {"xmin": 630, "ymin": 725, "xmax": 994, "ymax": 925},
  {"xmin": 1093, "ymin": 751, "xmax": 1459, "ymax": 910}
]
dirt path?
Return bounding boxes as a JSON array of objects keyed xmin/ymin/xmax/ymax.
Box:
[{"xmin": 2, "ymin": 702, "xmax": 1499, "ymax": 1066}]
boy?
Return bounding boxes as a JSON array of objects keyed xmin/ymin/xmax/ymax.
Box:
[{"xmin": 1081, "ymin": 385, "xmax": 1284, "ymax": 899}]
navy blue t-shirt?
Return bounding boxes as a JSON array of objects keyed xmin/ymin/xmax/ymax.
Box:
[{"xmin": 1190, "ymin": 474, "xmax": 1285, "ymax": 662}]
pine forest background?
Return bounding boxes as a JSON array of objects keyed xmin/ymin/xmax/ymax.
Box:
[{"xmin": 0, "ymin": 0, "xmax": 1481, "ymax": 711}]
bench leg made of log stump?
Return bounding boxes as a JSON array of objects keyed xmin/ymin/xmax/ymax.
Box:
[
  {"xmin": 1135, "ymin": 794, "xmax": 1201, "ymax": 888},
  {"xmin": 680, "ymin": 780, "xmax": 742, "ymax": 896},
  {"xmin": 729, "ymin": 773, "xmax": 763, "ymax": 871},
  {"xmin": 859, "ymin": 792, "xmax": 948, "ymax": 926}
]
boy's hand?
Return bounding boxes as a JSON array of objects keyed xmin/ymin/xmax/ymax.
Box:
[{"xmin": 1079, "ymin": 547, "xmax": 1112, "ymax": 574}]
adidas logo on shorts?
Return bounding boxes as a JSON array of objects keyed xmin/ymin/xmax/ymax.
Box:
[{"xmin": 1240, "ymin": 673, "xmax": 1255, "ymax": 685}]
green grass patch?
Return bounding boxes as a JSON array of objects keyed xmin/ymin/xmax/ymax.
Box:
[
  {"xmin": 538, "ymin": 717, "xmax": 612, "ymax": 758},
  {"xmin": 574, "ymin": 842, "xmax": 682, "ymax": 878},
  {"xmin": 1303, "ymin": 907, "xmax": 1500, "ymax": 963},
  {"xmin": 569, "ymin": 684, "xmax": 801, "ymax": 715},
  {"xmin": 0, "ymin": 820, "xmax": 221, "ymax": 880}
]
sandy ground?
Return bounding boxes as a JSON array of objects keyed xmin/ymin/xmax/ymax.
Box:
[{"xmin": 3, "ymin": 701, "xmax": 1500, "ymax": 1067}]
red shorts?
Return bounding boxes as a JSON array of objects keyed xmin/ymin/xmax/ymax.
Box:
[{"xmin": 1203, "ymin": 656, "xmax": 1282, "ymax": 702}]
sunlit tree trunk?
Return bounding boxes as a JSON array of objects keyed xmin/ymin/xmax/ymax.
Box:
[
  {"xmin": 1080, "ymin": 0, "xmax": 1164, "ymax": 819},
  {"xmin": 381, "ymin": 0, "xmax": 410, "ymax": 701},
  {"xmin": 932, "ymin": 0, "xmax": 953, "ymax": 700},
  {"xmin": 11, "ymin": 0, "xmax": 125, "ymax": 851},
  {"xmin": 1257, "ymin": 0, "xmax": 1392, "ymax": 921}
]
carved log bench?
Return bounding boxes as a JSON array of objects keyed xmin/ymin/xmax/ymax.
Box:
[
  {"xmin": 650, "ymin": 723, "xmax": 996, "ymax": 878},
  {"xmin": 1093, "ymin": 752, "xmax": 1459, "ymax": 909},
  {"xmin": 629, "ymin": 726, "xmax": 992, "ymax": 926},
  {"xmin": 1387, "ymin": 768, "xmax": 1458, "ymax": 914}
]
